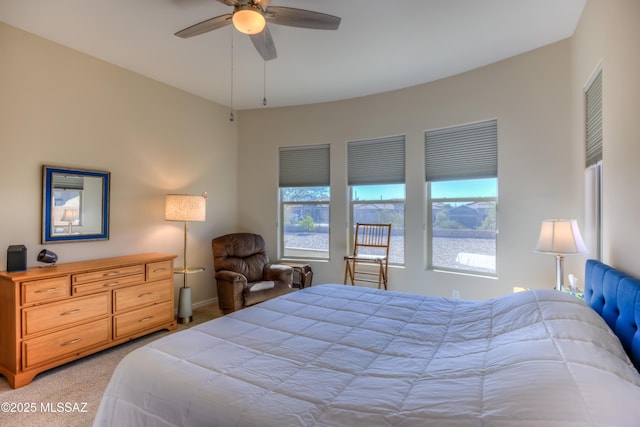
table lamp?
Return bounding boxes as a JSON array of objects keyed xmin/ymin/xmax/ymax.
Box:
[
  {"xmin": 165, "ymin": 193, "xmax": 207, "ymax": 324},
  {"xmin": 61, "ymin": 208, "xmax": 79, "ymax": 234},
  {"xmin": 535, "ymin": 219, "xmax": 588, "ymax": 291}
]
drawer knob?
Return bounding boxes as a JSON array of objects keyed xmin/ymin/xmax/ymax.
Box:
[
  {"xmin": 153, "ymin": 268, "xmax": 167, "ymax": 273},
  {"xmin": 60, "ymin": 309, "xmax": 80, "ymax": 316},
  {"xmin": 138, "ymin": 292, "xmax": 153, "ymax": 298},
  {"xmin": 35, "ymin": 287, "xmax": 59, "ymax": 294},
  {"xmin": 103, "ymin": 281, "xmax": 120, "ymax": 287},
  {"xmin": 139, "ymin": 316, "xmax": 154, "ymax": 323},
  {"xmin": 60, "ymin": 338, "xmax": 81, "ymax": 347},
  {"xmin": 103, "ymin": 271, "xmax": 120, "ymax": 277}
]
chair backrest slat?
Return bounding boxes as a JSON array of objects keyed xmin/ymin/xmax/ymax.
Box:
[{"xmin": 353, "ymin": 223, "xmax": 391, "ymax": 256}]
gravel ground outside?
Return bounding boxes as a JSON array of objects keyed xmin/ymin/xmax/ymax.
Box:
[{"xmin": 284, "ymin": 232, "xmax": 496, "ymax": 273}]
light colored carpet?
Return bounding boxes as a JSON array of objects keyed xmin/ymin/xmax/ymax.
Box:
[{"xmin": 0, "ymin": 303, "xmax": 223, "ymax": 427}]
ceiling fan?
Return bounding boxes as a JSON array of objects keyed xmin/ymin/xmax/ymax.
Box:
[{"xmin": 175, "ymin": 0, "xmax": 341, "ymax": 61}]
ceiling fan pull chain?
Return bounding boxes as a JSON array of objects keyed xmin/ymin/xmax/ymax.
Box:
[
  {"xmin": 174, "ymin": 4, "xmax": 340, "ymax": 108},
  {"xmin": 229, "ymin": 27, "xmax": 235, "ymax": 122},
  {"xmin": 263, "ymin": 61, "xmax": 267, "ymax": 106}
]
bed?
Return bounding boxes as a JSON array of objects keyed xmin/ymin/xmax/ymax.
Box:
[{"xmin": 93, "ymin": 259, "xmax": 640, "ymax": 426}]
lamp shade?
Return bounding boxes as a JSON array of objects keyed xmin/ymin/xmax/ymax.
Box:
[
  {"xmin": 165, "ymin": 194, "xmax": 206, "ymax": 222},
  {"xmin": 61, "ymin": 208, "xmax": 79, "ymax": 222},
  {"xmin": 535, "ymin": 219, "xmax": 588, "ymax": 254}
]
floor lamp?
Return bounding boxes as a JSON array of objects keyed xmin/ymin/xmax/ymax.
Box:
[
  {"xmin": 165, "ymin": 193, "xmax": 207, "ymax": 324},
  {"xmin": 535, "ymin": 219, "xmax": 588, "ymax": 291},
  {"xmin": 61, "ymin": 208, "xmax": 79, "ymax": 234}
]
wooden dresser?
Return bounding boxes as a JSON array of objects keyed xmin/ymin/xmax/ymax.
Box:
[{"xmin": 0, "ymin": 252, "xmax": 177, "ymax": 388}]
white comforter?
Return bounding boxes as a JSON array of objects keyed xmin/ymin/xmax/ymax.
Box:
[{"xmin": 93, "ymin": 285, "xmax": 640, "ymax": 426}]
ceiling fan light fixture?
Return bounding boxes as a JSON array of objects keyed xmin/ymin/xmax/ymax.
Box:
[{"xmin": 232, "ymin": 7, "xmax": 266, "ymax": 35}]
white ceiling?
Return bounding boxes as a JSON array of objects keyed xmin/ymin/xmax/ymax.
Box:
[{"xmin": 0, "ymin": 0, "xmax": 586, "ymax": 110}]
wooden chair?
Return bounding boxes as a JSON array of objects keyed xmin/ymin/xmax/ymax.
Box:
[{"xmin": 344, "ymin": 223, "xmax": 391, "ymax": 290}]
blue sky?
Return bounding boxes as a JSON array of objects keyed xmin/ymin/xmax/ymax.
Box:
[
  {"xmin": 431, "ymin": 178, "xmax": 497, "ymax": 199},
  {"xmin": 353, "ymin": 178, "xmax": 497, "ymax": 200}
]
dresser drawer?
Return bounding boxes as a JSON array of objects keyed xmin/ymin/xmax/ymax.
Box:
[
  {"xmin": 22, "ymin": 318, "xmax": 110, "ymax": 369},
  {"xmin": 113, "ymin": 280, "xmax": 172, "ymax": 313},
  {"xmin": 146, "ymin": 260, "xmax": 173, "ymax": 281},
  {"xmin": 22, "ymin": 276, "xmax": 70, "ymax": 305},
  {"xmin": 113, "ymin": 301, "xmax": 173, "ymax": 339},
  {"xmin": 72, "ymin": 264, "xmax": 145, "ymax": 285},
  {"xmin": 22, "ymin": 293, "xmax": 110, "ymax": 337},
  {"xmin": 73, "ymin": 272, "xmax": 144, "ymax": 296}
]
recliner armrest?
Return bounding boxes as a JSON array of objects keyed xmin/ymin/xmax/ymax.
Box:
[
  {"xmin": 215, "ymin": 270, "xmax": 247, "ymax": 285},
  {"xmin": 264, "ymin": 264, "xmax": 293, "ymax": 286},
  {"xmin": 215, "ymin": 270, "xmax": 248, "ymax": 313}
]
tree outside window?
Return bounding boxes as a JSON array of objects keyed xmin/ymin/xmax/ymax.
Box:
[{"xmin": 280, "ymin": 186, "xmax": 330, "ymax": 259}]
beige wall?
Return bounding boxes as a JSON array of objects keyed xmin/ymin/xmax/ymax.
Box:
[
  {"xmin": 237, "ymin": 39, "xmax": 583, "ymax": 299},
  {"xmin": 0, "ymin": 22, "xmax": 237, "ymax": 306},
  {"xmin": 571, "ymin": 0, "xmax": 640, "ymax": 277},
  {"xmin": 237, "ymin": 0, "xmax": 640, "ymax": 298},
  {"xmin": 3, "ymin": 0, "xmax": 638, "ymax": 304}
]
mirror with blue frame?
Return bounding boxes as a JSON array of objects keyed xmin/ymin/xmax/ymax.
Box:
[{"xmin": 42, "ymin": 165, "xmax": 110, "ymax": 243}]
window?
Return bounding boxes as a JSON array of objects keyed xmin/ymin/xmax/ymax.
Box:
[
  {"xmin": 426, "ymin": 120, "xmax": 498, "ymax": 275},
  {"xmin": 347, "ymin": 136, "xmax": 405, "ymax": 264},
  {"xmin": 279, "ymin": 145, "xmax": 330, "ymax": 260},
  {"xmin": 585, "ymin": 69, "xmax": 602, "ymax": 259},
  {"xmin": 51, "ymin": 173, "xmax": 84, "ymax": 232},
  {"xmin": 351, "ymin": 184, "xmax": 405, "ymax": 264}
]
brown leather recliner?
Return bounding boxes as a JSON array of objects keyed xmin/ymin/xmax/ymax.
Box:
[{"xmin": 212, "ymin": 233, "xmax": 292, "ymax": 313}]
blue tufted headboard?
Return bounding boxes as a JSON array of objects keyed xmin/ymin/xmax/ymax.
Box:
[{"xmin": 584, "ymin": 259, "xmax": 640, "ymax": 371}]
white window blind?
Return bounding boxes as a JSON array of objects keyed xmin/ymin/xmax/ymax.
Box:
[
  {"xmin": 279, "ymin": 144, "xmax": 330, "ymax": 187},
  {"xmin": 347, "ymin": 135, "xmax": 405, "ymax": 185},
  {"xmin": 425, "ymin": 120, "xmax": 497, "ymax": 182},
  {"xmin": 585, "ymin": 70, "xmax": 602, "ymax": 167},
  {"xmin": 52, "ymin": 174, "xmax": 84, "ymax": 190}
]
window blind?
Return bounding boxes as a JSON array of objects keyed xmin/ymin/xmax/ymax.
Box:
[
  {"xmin": 52, "ymin": 174, "xmax": 84, "ymax": 190},
  {"xmin": 585, "ymin": 70, "xmax": 602, "ymax": 167},
  {"xmin": 279, "ymin": 144, "xmax": 330, "ymax": 187},
  {"xmin": 347, "ymin": 135, "xmax": 405, "ymax": 185},
  {"xmin": 425, "ymin": 120, "xmax": 497, "ymax": 182}
]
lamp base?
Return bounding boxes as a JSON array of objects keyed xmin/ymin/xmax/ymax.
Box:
[
  {"xmin": 554, "ymin": 254, "xmax": 565, "ymax": 291},
  {"xmin": 178, "ymin": 317, "xmax": 193, "ymax": 325},
  {"xmin": 177, "ymin": 286, "xmax": 193, "ymax": 324}
]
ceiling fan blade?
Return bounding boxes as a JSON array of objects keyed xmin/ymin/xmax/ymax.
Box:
[
  {"xmin": 175, "ymin": 14, "xmax": 232, "ymax": 38},
  {"xmin": 249, "ymin": 26, "xmax": 277, "ymax": 61},
  {"xmin": 216, "ymin": 0, "xmax": 238, "ymax": 6},
  {"xmin": 265, "ymin": 6, "xmax": 341, "ymax": 30},
  {"xmin": 254, "ymin": 0, "xmax": 270, "ymax": 7}
]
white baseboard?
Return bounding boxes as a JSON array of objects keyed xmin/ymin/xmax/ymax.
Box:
[
  {"xmin": 174, "ymin": 297, "xmax": 218, "ymax": 315},
  {"xmin": 193, "ymin": 297, "xmax": 218, "ymax": 308}
]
